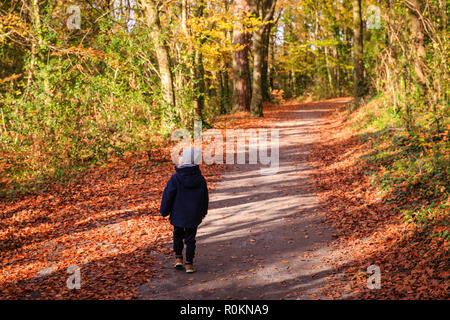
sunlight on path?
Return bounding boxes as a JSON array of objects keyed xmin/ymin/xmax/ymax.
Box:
[{"xmin": 139, "ymin": 100, "xmax": 348, "ymax": 300}]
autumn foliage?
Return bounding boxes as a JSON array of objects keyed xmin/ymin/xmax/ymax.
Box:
[{"xmin": 309, "ymin": 102, "xmax": 448, "ymax": 299}]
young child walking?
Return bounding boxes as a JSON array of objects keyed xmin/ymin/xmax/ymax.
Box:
[{"xmin": 160, "ymin": 147, "xmax": 209, "ymax": 273}]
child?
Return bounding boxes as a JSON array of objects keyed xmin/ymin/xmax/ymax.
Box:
[{"xmin": 160, "ymin": 147, "xmax": 209, "ymax": 273}]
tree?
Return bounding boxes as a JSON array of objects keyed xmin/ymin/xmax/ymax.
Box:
[
  {"xmin": 27, "ymin": 0, "xmax": 50, "ymax": 102},
  {"xmin": 408, "ymin": 0, "xmax": 428, "ymax": 86},
  {"xmin": 261, "ymin": 20, "xmax": 272, "ymax": 101},
  {"xmin": 140, "ymin": 0, "xmax": 176, "ymax": 111},
  {"xmin": 232, "ymin": 0, "xmax": 252, "ymax": 111},
  {"xmin": 249, "ymin": 0, "xmax": 276, "ymax": 116},
  {"xmin": 192, "ymin": 1, "xmax": 207, "ymax": 122},
  {"xmin": 352, "ymin": 0, "xmax": 364, "ymax": 97}
]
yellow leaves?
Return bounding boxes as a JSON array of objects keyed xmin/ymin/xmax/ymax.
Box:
[
  {"xmin": 0, "ymin": 12, "xmax": 30, "ymax": 41},
  {"xmin": 203, "ymin": 29, "xmax": 226, "ymax": 41},
  {"xmin": 51, "ymin": 46, "xmax": 106, "ymax": 62},
  {"xmin": 188, "ymin": 12, "xmax": 234, "ymax": 35},
  {"xmin": 0, "ymin": 73, "xmax": 23, "ymax": 84}
]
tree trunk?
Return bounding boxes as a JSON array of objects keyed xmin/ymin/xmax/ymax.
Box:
[
  {"xmin": 249, "ymin": 0, "xmax": 276, "ymax": 117},
  {"xmin": 218, "ymin": 69, "xmax": 226, "ymax": 114},
  {"xmin": 408, "ymin": 0, "xmax": 428, "ymax": 86},
  {"xmin": 324, "ymin": 45, "xmax": 333, "ymax": 94},
  {"xmin": 352, "ymin": 0, "xmax": 365, "ymax": 97},
  {"xmin": 193, "ymin": 49, "xmax": 206, "ymax": 121},
  {"xmin": 335, "ymin": 46, "xmax": 341, "ymax": 95},
  {"xmin": 27, "ymin": 0, "xmax": 50, "ymax": 102},
  {"xmin": 250, "ymin": 27, "xmax": 264, "ymax": 116},
  {"xmin": 192, "ymin": 1, "xmax": 206, "ymax": 122},
  {"xmin": 181, "ymin": 0, "xmax": 188, "ymax": 34},
  {"xmin": 140, "ymin": 0, "xmax": 176, "ymax": 110},
  {"xmin": 261, "ymin": 26, "xmax": 271, "ymax": 101},
  {"xmin": 232, "ymin": 0, "xmax": 252, "ymax": 112},
  {"xmin": 269, "ymin": 32, "xmax": 275, "ymax": 92},
  {"xmin": 219, "ymin": 59, "xmax": 231, "ymax": 114}
]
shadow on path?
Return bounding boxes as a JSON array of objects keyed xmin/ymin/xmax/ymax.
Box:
[{"xmin": 138, "ymin": 98, "xmax": 352, "ymax": 300}]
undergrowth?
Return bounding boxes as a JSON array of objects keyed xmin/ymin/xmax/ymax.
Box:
[{"xmin": 349, "ymin": 95, "xmax": 449, "ymax": 242}]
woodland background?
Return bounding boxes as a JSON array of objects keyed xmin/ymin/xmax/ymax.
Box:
[
  {"xmin": 0, "ymin": 0, "xmax": 448, "ymax": 299},
  {"xmin": 1, "ymin": 0, "xmax": 448, "ymax": 196}
]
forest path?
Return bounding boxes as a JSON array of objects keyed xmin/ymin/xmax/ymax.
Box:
[{"xmin": 138, "ymin": 98, "xmax": 352, "ymax": 300}]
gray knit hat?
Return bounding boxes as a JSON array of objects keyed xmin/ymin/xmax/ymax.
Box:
[{"xmin": 180, "ymin": 147, "xmax": 202, "ymax": 165}]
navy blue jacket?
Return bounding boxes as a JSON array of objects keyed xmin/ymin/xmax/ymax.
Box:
[{"xmin": 160, "ymin": 165, "xmax": 209, "ymax": 228}]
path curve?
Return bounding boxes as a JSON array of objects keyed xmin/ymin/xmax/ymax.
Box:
[{"xmin": 138, "ymin": 99, "xmax": 352, "ymax": 300}]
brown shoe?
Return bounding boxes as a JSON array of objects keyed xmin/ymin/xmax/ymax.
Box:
[
  {"xmin": 185, "ymin": 263, "xmax": 196, "ymax": 273},
  {"xmin": 174, "ymin": 257, "xmax": 183, "ymax": 270}
]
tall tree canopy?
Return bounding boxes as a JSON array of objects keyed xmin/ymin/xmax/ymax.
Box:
[{"xmin": 0, "ymin": 0, "xmax": 447, "ymax": 191}]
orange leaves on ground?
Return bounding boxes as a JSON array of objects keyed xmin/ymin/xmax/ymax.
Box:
[
  {"xmin": 308, "ymin": 105, "xmax": 449, "ymax": 299},
  {"xmin": 0, "ymin": 148, "xmax": 223, "ymax": 299}
]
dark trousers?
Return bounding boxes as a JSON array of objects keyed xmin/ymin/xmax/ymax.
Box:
[{"xmin": 173, "ymin": 226, "xmax": 198, "ymax": 264}]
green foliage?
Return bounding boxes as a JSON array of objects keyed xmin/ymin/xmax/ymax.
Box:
[
  {"xmin": 343, "ymin": 0, "xmax": 449, "ymax": 242},
  {"xmin": 0, "ymin": 1, "xmax": 239, "ymax": 197},
  {"xmin": 353, "ymin": 96, "xmax": 449, "ymax": 241},
  {"xmin": 404, "ymin": 201, "xmax": 449, "ymax": 241},
  {"xmin": 275, "ymin": 0, "xmax": 354, "ymax": 98},
  {"xmin": 0, "ymin": 13, "xmax": 164, "ymax": 197}
]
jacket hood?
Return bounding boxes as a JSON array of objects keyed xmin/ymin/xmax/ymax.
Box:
[{"xmin": 175, "ymin": 165, "xmax": 202, "ymax": 188}]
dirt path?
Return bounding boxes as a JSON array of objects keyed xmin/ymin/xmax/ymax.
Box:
[{"xmin": 138, "ymin": 99, "xmax": 352, "ymax": 300}]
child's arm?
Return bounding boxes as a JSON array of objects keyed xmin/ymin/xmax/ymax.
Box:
[
  {"xmin": 201, "ymin": 178, "xmax": 209, "ymax": 219},
  {"xmin": 160, "ymin": 175, "xmax": 177, "ymax": 217}
]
